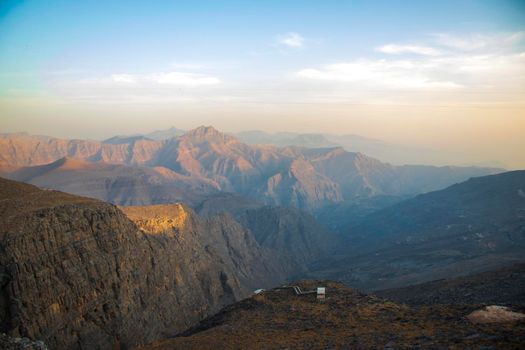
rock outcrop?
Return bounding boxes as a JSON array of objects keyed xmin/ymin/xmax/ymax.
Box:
[
  {"xmin": 0, "ymin": 178, "xmax": 284, "ymax": 349},
  {"xmin": 0, "ymin": 333, "xmax": 48, "ymax": 350},
  {"xmin": 467, "ymin": 306, "xmax": 525, "ymax": 324},
  {"xmin": 120, "ymin": 204, "xmax": 286, "ymax": 292}
]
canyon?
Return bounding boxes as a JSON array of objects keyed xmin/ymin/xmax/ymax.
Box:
[{"xmin": 0, "ymin": 127, "xmax": 523, "ymax": 349}]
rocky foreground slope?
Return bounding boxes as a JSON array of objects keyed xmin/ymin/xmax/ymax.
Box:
[
  {"xmin": 140, "ymin": 280, "xmax": 525, "ymax": 350},
  {"xmin": 0, "ymin": 178, "xmax": 286, "ymax": 349},
  {"xmin": 376, "ymin": 263, "xmax": 525, "ymax": 306}
]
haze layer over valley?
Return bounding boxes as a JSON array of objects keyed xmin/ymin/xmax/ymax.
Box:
[{"xmin": 0, "ymin": 126, "xmax": 520, "ymax": 288}]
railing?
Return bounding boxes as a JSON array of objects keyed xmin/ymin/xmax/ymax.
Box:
[{"xmin": 280, "ymin": 285, "xmax": 318, "ymax": 295}]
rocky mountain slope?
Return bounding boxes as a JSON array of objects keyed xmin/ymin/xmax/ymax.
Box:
[
  {"xmin": 0, "ymin": 132, "xmax": 164, "ymax": 168},
  {"xmin": 308, "ymin": 171, "xmax": 525, "ymax": 290},
  {"xmin": 194, "ymin": 193, "xmax": 341, "ymax": 274},
  {"xmin": 376, "ymin": 263, "xmax": 525, "ymax": 306},
  {"xmin": 349, "ymin": 170, "xmax": 525, "ymax": 252},
  {"xmin": 4, "ymin": 152, "xmax": 339, "ymax": 276},
  {"xmin": 140, "ymin": 280, "xmax": 525, "ymax": 350},
  {"xmin": 5, "ymin": 156, "xmax": 219, "ymax": 205},
  {"xmin": 0, "ymin": 127, "xmax": 501, "ymax": 212},
  {"xmin": 120, "ymin": 204, "xmax": 285, "ymax": 293},
  {"xmin": 0, "ymin": 178, "xmax": 286, "ymax": 349},
  {"xmin": 238, "ymin": 206, "xmax": 337, "ymax": 272}
]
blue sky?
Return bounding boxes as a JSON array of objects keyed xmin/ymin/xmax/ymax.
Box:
[
  {"xmin": 1, "ymin": 0, "xmax": 524, "ymax": 80},
  {"xmin": 1, "ymin": 0, "xmax": 525, "ymax": 167}
]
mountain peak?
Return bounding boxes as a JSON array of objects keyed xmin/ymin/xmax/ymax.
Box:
[
  {"xmin": 186, "ymin": 125, "xmax": 221, "ymax": 136},
  {"xmin": 183, "ymin": 125, "xmax": 237, "ymax": 143}
]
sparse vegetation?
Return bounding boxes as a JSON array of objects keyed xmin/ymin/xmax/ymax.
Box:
[{"xmin": 140, "ymin": 281, "xmax": 525, "ymax": 349}]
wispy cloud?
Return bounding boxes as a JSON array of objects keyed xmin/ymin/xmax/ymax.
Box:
[
  {"xmin": 296, "ymin": 60, "xmax": 462, "ymax": 89},
  {"xmin": 377, "ymin": 44, "xmax": 441, "ymax": 56},
  {"xmin": 278, "ymin": 32, "xmax": 305, "ymax": 48},
  {"xmin": 42, "ymin": 31, "xmax": 525, "ymax": 107},
  {"xmin": 50, "ymin": 69, "xmax": 224, "ymax": 105},
  {"xmin": 296, "ymin": 32, "xmax": 525, "ymax": 92},
  {"xmin": 102, "ymin": 71, "xmax": 220, "ymax": 87},
  {"xmin": 432, "ymin": 32, "xmax": 525, "ymax": 51}
]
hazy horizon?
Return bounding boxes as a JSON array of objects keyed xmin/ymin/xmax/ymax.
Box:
[{"xmin": 1, "ymin": 0, "xmax": 524, "ymax": 168}]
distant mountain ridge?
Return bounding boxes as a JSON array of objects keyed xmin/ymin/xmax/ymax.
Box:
[
  {"xmin": 235, "ymin": 129, "xmax": 438, "ymax": 165},
  {"xmin": 0, "ymin": 126, "xmax": 502, "ymax": 212},
  {"xmin": 85, "ymin": 126, "xmax": 449, "ymax": 166}
]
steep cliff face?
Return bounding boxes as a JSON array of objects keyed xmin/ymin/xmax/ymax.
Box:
[
  {"xmin": 195, "ymin": 194, "xmax": 340, "ymax": 274},
  {"xmin": 0, "ymin": 178, "xmax": 284, "ymax": 349},
  {"xmin": 238, "ymin": 206, "xmax": 338, "ymax": 273},
  {"xmin": 120, "ymin": 204, "xmax": 286, "ymax": 292}
]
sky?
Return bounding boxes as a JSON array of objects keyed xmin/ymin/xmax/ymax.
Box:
[{"xmin": 0, "ymin": 0, "xmax": 524, "ymax": 168}]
